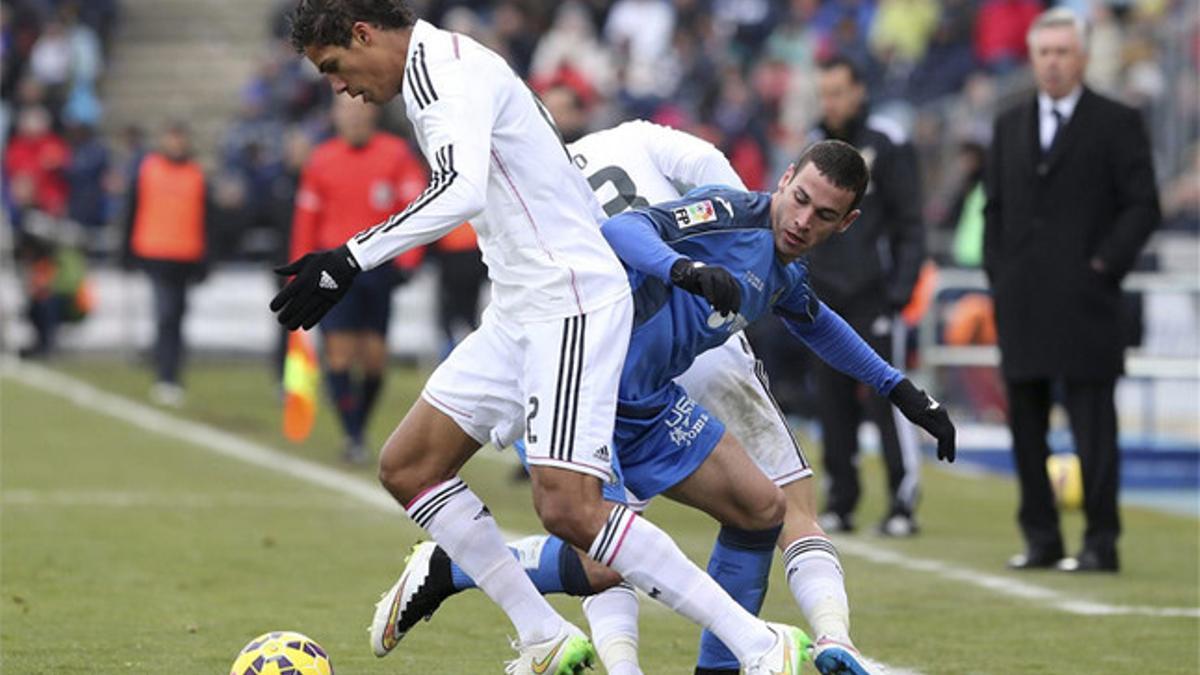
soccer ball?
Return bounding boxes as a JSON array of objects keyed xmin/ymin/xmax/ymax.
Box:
[
  {"xmin": 1046, "ymin": 453, "xmax": 1083, "ymax": 511},
  {"xmin": 230, "ymin": 631, "xmax": 334, "ymax": 675}
]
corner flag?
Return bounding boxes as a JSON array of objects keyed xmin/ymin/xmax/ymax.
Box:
[{"xmin": 282, "ymin": 331, "xmax": 320, "ymax": 442}]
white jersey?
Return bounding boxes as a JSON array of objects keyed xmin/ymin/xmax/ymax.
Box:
[
  {"xmin": 569, "ymin": 121, "xmax": 812, "ymax": 493},
  {"xmin": 346, "ymin": 20, "xmax": 628, "ymax": 322},
  {"xmin": 566, "ymin": 120, "xmax": 747, "ymax": 215}
]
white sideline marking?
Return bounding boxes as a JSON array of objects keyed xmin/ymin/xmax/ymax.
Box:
[
  {"xmin": 834, "ymin": 539, "xmax": 1200, "ymax": 619},
  {"xmin": 2, "ymin": 360, "xmax": 405, "ymax": 517},
  {"xmin": 1, "ymin": 488, "xmax": 366, "ymax": 510}
]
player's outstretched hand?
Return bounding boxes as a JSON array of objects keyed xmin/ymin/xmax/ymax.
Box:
[
  {"xmin": 670, "ymin": 258, "xmax": 742, "ymax": 316},
  {"xmin": 888, "ymin": 378, "xmax": 956, "ymax": 462},
  {"xmin": 270, "ymin": 244, "xmax": 360, "ymax": 331}
]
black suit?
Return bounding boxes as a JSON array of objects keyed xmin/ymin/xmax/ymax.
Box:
[{"xmin": 983, "ymin": 88, "xmax": 1160, "ymax": 560}]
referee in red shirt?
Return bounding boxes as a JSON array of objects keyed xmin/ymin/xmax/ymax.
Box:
[{"xmin": 291, "ymin": 96, "xmax": 426, "ymax": 463}]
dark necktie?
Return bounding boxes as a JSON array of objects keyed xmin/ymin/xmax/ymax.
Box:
[{"xmin": 1047, "ymin": 109, "xmax": 1066, "ymax": 152}]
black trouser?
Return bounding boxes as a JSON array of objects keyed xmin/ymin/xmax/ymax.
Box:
[
  {"xmin": 146, "ymin": 262, "xmax": 192, "ymax": 385},
  {"xmin": 818, "ymin": 310, "xmax": 919, "ymax": 520},
  {"xmin": 1005, "ymin": 377, "xmax": 1120, "ymax": 555},
  {"xmin": 436, "ymin": 249, "xmax": 486, "ymax": 349}
]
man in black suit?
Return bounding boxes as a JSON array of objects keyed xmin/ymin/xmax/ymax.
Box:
[{"xmin": 984, "ymin": 7, "xmax": 1161, "ymax": 573}]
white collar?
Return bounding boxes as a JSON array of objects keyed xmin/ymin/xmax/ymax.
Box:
[{"xmin": 1038, "ymin": 86, "xmax": 1083, "ymax": 120}]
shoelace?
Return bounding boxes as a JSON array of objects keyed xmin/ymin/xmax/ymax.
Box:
[{"xmin": 503, "ymin": 636, "xmax": 523, "ymax": 674}]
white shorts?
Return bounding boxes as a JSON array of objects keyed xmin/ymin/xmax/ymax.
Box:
[
  {"xmin": 674, "ymin": 332, "xmax": 812, "ymax": 486},
  {"xmin": 422, "ymin": 297, "xmax": 632, "ymax": 482}
]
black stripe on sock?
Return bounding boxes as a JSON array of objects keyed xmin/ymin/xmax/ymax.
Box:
[
  {"xmin": 784, "ymin": 537, "xmax": 839, "ymax": 567},
  {"xmin": 589, "ymin": 505, "xmax": 629, "ymax": 564},
  {"xmin": 409, "ymin": 479, "xmax": 468, "ymax": 529}
]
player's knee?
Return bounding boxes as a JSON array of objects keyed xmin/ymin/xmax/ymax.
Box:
[
  {"xmin": 532, "ymin": 490, "xmax": 603, "ymax": 549},
  {"xmin": 532, "ymin": 494, "xmax": 587, "ymax": 546},
  {"xmin": 378, "ymin": 446, "xmax": 440, "ymax": 504},
  {"xmin": 377, "ymin": 457, "xmax": 413, "ymax": 502},
  {"xmin": 731, "ymin": 484, "xmax": 786, "ymax": 531}
]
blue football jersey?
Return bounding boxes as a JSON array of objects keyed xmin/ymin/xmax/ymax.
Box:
[{"xmin": 611, "ymin": 186, "xmax": 820, "ymax": 405}]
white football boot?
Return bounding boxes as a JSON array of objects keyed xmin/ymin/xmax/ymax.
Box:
[
  {"xmin": 743, "ymin": 622, "xmax": 812, "ymax": 674},
  {"xmin": 504, "ymin": 622, "xmax": 596, "ymax": 675}
]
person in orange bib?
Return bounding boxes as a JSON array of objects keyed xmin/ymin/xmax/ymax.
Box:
[
  {"xmin": 121, "ymin": 122, "xmax": 210, "ymax": 407},
  {"xmin": 290, "ymin": 96, "xmax": 427, "ymax": 463}
]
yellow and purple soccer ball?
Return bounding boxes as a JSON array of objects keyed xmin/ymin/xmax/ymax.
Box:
[{"xmin": 230, "ymin": 631, "xmax": 333, "ymax": 675}]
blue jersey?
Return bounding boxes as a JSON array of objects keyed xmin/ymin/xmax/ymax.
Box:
[{"xmin": 601, "ymin": 185, "xmax": 901, "ymax": 408}]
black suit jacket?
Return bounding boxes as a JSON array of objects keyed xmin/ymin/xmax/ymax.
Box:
[{"xmin": 983, "ymin": 88, "xmax": 1161, "ymax": 380}]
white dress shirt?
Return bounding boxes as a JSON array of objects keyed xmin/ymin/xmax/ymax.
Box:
[{"xmin": 1038, "ymin": 86, "xmax": 1083, "ymax": 151}]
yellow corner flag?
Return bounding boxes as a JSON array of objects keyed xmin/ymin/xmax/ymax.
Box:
[{"xmin": 282, "ymin": 331, "xmax": 320, "ymax": 442}]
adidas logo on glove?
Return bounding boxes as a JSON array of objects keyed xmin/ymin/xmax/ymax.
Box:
[{"xmin": 319, "ymin": 271, "xmax": 339, "ymax": 291}]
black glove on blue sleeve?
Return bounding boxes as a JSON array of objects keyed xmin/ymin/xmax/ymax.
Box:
[
  {"xmin": 888, "ymin": 378, "xmax": 956, "ymax": 462},
  {"xmin": 670, "ymin": 258, "xmax": 742, "ymax": 316}
]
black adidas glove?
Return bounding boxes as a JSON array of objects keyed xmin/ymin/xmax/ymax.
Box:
[
  {"xmin": 670, "ymin": 258, "xmax": 741, "ymax": 316},
  {"xmin": 888, "ymin": 378, "xmax": 956, "ymax": 462},
  {"xmin": 270, "ymin": 244, "xmax": 360, "ymax": 330}
]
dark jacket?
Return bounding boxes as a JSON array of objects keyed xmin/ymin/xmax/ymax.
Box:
[
  {"xmin": 983, "ymin": 88, "xmax": 1161, "ymax": 380},
  {"xmin": 806, "ymin": 113, "xmax": 925, "ymax": 314}
]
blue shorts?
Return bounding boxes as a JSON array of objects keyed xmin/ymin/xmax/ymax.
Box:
[
  {"xmin": 614, "ymin": 381, "xmax": 724, "ymax": 502},
  {"xmin": 320, "ymin": 265, "xmax": 397, "ymax": 334},
  {"xmin": 512, "ymin": 382, "xmax": 723, "ymax": 506}
]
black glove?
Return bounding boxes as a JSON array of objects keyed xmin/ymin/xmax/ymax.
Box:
[
  {"xmin": 270, "ymin": 244, "xmax": 360, "ymax": 330},
  {"xmin": 888, "ymin": 378, "xmax": 956, "ymax": 462},
  {"xmin": 670, "ymin": 258, "xmax": 741, "ymax": 316}
]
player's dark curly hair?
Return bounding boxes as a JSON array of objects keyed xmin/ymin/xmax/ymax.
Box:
[
  {"xmin": 288, "ymin": 0, "xmax": 416, "ymax": 52},
  {"xmin": 794, "ymin": 140, "xmax": 870, "ymax": 212}
]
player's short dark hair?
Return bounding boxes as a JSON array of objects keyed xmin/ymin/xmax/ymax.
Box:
[
  {"xmin": 817, "ymin": 55, "xmax": 863, "ymax": 84},
  {"xmin": 289, "ymin": 0, "xmax": 416, "ymax": 52},
  {"xmin": 794, "ymin": 140, "xmax": 870, "ymax": 212}
]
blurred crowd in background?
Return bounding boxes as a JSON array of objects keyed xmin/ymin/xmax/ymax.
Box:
[
  {"xmin": 237, "ymin": 0, "xmax": 1199, "ymax": 262},
  {"xmin": 0, "ymin": 0, "xmax": 1197, "ymax": 358}
]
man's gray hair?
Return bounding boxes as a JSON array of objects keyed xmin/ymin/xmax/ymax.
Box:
[{"xmin": 1027, "ymin": 7, "xmax": 1089, "ymax": 49}]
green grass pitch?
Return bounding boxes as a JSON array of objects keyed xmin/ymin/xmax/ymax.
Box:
[{"xmin": 1, "ymin": 358, "xmax": 1196, "ymax": 673}]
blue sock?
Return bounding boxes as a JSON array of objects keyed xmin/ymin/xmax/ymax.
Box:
[
  {"xmin": 449, "ymin": 535, "xmax": 591, "ymax": 596},
  {"xmin": 349, "ymin": 373, "xmax": 383, "ymax": 443},
  {"xmin": 324, "ymin": 370, "xmax": 357, "ymax": 441},
  {"xmin": 696, "ymin": 525, "xmax": 781, "ymax": 671}
]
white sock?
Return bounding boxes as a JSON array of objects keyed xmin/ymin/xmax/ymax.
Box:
[
  {"xmin": 582, "ymin": 583, "xmax": 642, "ymax": 675},
  {"xmin": 406, "ymin": 477, "xmax": 561, "ymax": 644},
  {"xmin": 587, "ymin": 505, "xmax": 776, "ymax": 665},
  {"xmin": 783, "ymin": 536, "xmax": 851, "ymax": 641}
]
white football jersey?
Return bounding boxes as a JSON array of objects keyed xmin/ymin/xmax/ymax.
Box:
[
  {"xmin": 346, "ymin": 20, "xmax": 628, "ymax": 321},
  {"xmin": 567, "ymin": 120, "xmax": 747, "ymax": 217}
]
